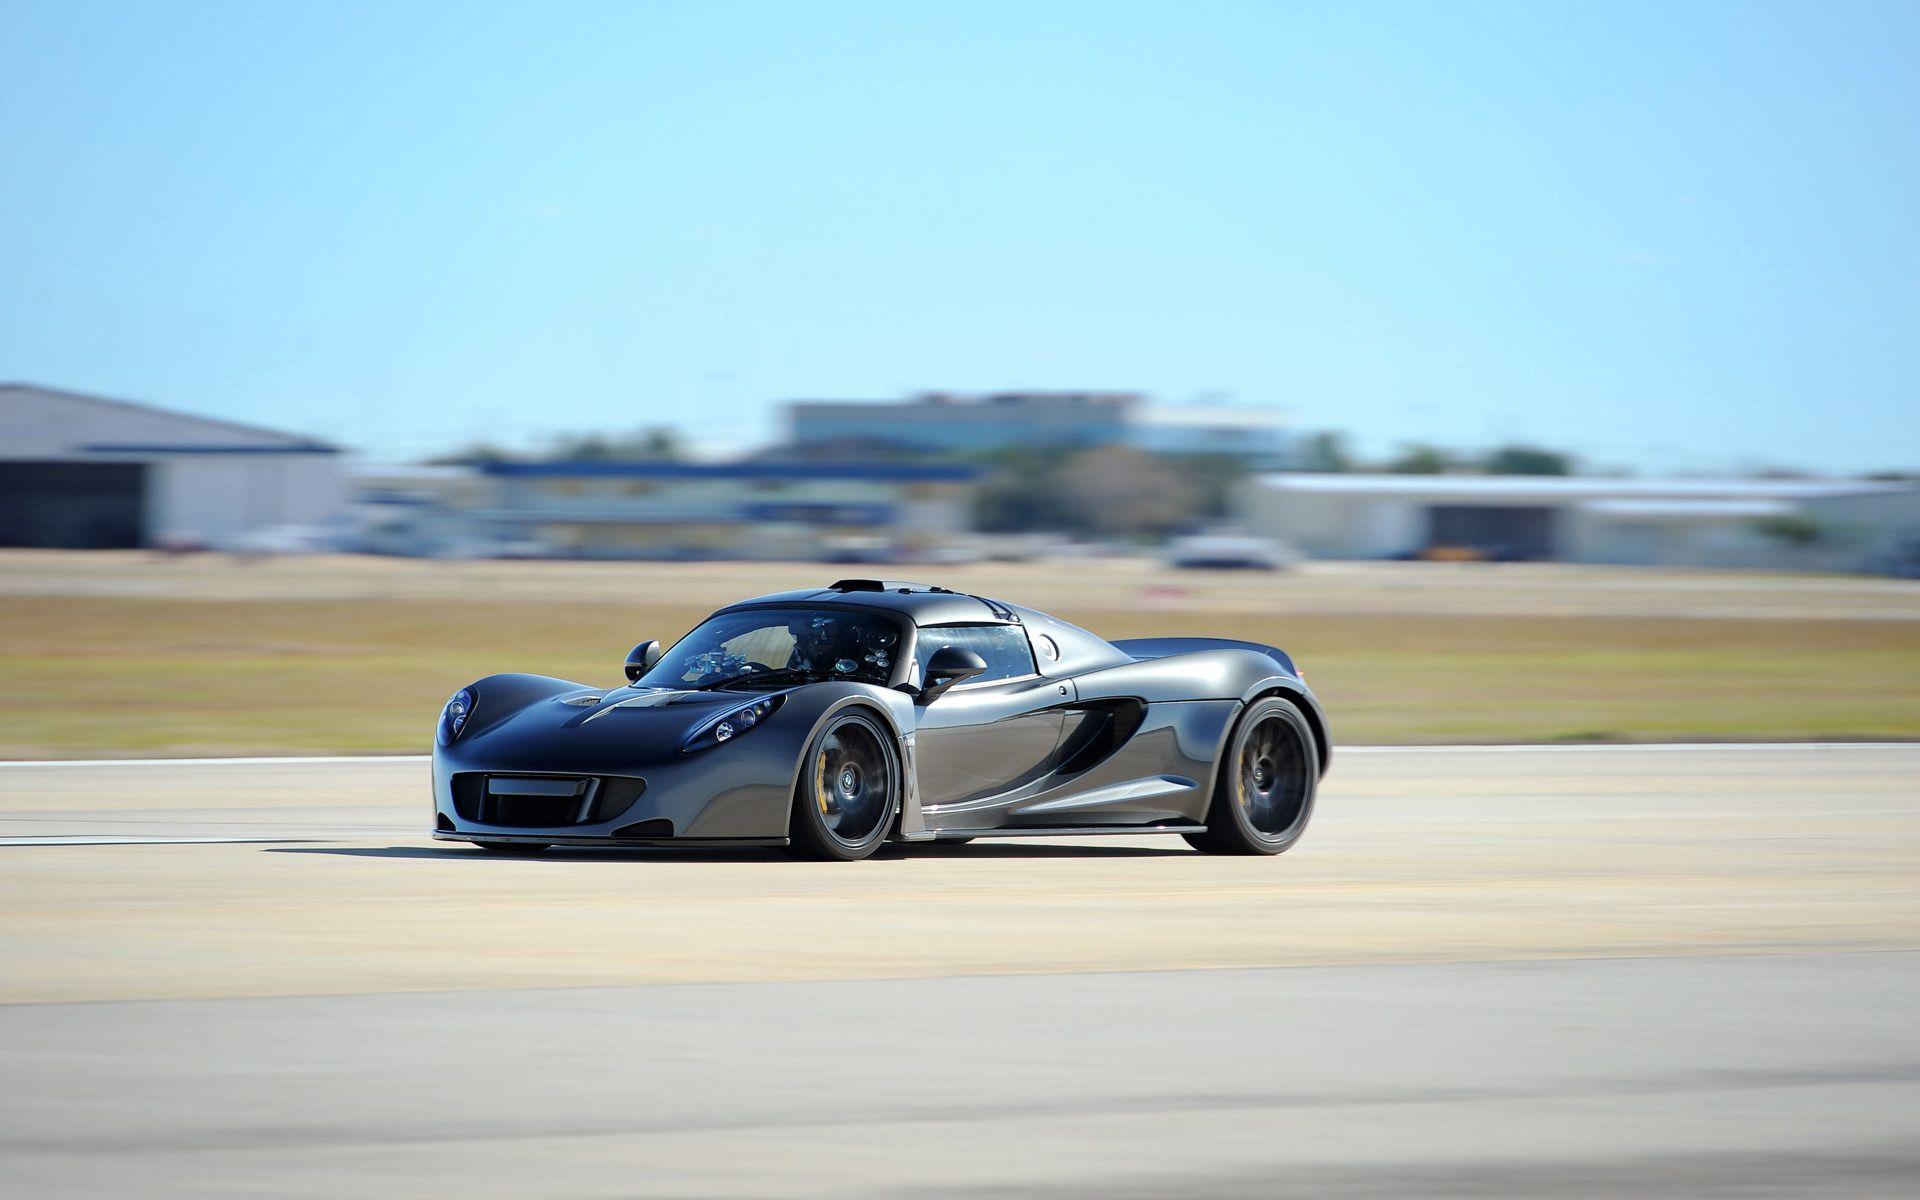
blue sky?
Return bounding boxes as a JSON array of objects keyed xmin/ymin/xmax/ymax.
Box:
[{"xmin": 3, "ymin": 1, "xmax": 1916, "ymax": 471}]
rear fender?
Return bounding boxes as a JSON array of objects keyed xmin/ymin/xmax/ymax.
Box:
[{"xmin": 1237, "ymin": 675, "xmax": 1333, "ymax": 777}]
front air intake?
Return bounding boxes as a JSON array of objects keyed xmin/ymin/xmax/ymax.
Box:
[
  {"xmin": 450, "ymin": 774, "xmax": 646, "ymax": 827},
  {"xmin": 611, "ymin": 818, "xmax": 675, "ymax": 840}
]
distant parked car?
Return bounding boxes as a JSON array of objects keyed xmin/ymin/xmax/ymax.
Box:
[
  {"xmin": 821, "ymin": 534, "xmax": 895, "ymax": 564},
  {"xmin": 1166, "ymin": 534, "xmax": 1297, "ymax": 571},
  {"xmin": 216, "ymin": 525, "xmax": 336, "ymax": 557}
]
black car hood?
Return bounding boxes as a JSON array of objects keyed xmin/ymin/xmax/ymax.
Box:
[{"xmin": 458, "ymin": 682, "xmax": 784, "ymax": 768}]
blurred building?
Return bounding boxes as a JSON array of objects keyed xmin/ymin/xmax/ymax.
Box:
[
  {"xmin": 1240, "ymin": 473, "xmax": 1920, "ymax": 571},
  {"xmin": 0, "ymin": 383, "xmax": 343, "ymax": 549},
  {"xmin": 1128, "ymin": 402, "xmax": 1292, "ymax": 461},
  {"xmin": 468, "ymin": 459, "xmax": 979, "ymax": 560},
  {"xmin": 787, "ymin": 390, "xmax": 1290, "ymax": 464},
  {"xmin": 350, "ymin": 465, "xmax": 489, "ymax": 557}
]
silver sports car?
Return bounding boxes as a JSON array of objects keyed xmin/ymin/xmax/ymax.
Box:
[{"xmin": 432, "ymin": 579, "xmax": 1329, "ymax": 860}]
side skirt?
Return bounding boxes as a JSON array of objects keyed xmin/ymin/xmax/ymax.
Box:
[{"xmin": 926, "ymin": 824, "xmax": 1205, "ymax": 840}]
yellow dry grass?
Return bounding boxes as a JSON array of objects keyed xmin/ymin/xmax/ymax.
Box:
[{"xmin": 2, "ymin": 586, "xmax": 1916, "ymax": 755}]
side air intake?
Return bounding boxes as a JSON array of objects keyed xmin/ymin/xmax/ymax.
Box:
[{"xmin": 611, "ymin": 818, "xmax": 675, "ymax": 840}]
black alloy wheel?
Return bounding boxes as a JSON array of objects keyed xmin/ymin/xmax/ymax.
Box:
[
  {"xmin": 788, "ymin": 710, "xmax": 900, "ymax": 861},
  {"xmin": 1185, "ymin": 695, "xmax": 1318, "ymax": 856}
]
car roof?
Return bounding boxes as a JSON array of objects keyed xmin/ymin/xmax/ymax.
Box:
[{"xmin": 713, "ymin": 579, "xmax": 1020, "ymax": 626}]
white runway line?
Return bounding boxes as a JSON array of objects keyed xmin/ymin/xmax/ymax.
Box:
[
  {"xmin": 0, "ymin": 755, "xmax": 432, "ymax": 768},
  {"xmin": 1339, "ymin": 742, "xmax": 1913, "ymax": 754},
  {"xmin": 0, "ymin": 744, "xmax": 1911, "ymax": 769},
  {"xmin": 0, "ymin": 836, "xmax": 317, "ymax": 847}
]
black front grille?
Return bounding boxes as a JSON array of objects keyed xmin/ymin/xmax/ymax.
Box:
[
  {"xmin": 451, "ymin": 774, "xmax": 646, "ymax": 828},
  {"xmin": 589, "ymin": 777, "xmax": 647, "ymax": 823},
  {"xmin": 480, "ymin": 793, "xmax": 581, "ymax": 827}
]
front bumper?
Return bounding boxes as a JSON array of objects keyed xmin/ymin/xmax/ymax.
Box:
[
  {"xmin": 431, "ymin": 830, "xmax": 789, "ymax": 848},
  {"xmin": 431, "ymin": 728, "xmax": 811, "ymax": 844}
]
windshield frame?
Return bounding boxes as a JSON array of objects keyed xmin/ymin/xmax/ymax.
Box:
[{"xmin": 633, "ymin": 604, "xmax": 912, "ymax": 692}]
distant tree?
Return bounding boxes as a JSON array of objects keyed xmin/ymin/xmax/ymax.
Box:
[
  {"xmin": 550, "ymin": 427, "xmax": 685, "ymax": 461},
  {"xmin": 1483, "ymin": 444, "xmax": 1574, "ymax": 476},
  {"xmin": 1386, "ymin": 443, "xmax": 1454, "ymax": 474},
  {"xmin": 1753, "ymin": 513, "xmax": 1824, "ymax": 547},
  {"xmin": 972, "ymin": 445, "xmax": 1205, "ymax": 538},
  {"xmin": 635, "ymin": 427, "xmax": 683, "ymax": 458},
  {"xmin": 423, "ymin": 442, "xmax": 513, "ymax": 466},
  {"xmin": 971, "ymin": 447, "xmax": 1073, "ymax": 533},
  {"xmin": 1167, "ymin": 453, "xmax": 1247, "ymax": 519},
  {"xmin": 1059, "ymin": 446, "xmax": 1203, "ymax": 538},
  {"xmin": 1296, "ymin": 431, "xmax": 1353, "ymax": 473},
  {"xmin": 554, "ymin": 433, "xmax": 617, "ymax": 459}
]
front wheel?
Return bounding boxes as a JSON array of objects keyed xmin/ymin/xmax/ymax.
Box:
[
  {"xmin": 787, "ymin": 710, "xmax": 900, "ymax": 861},
  {"xmin": 1184, "ymin": 696, "xmax": 1318, "ymax": 856}
]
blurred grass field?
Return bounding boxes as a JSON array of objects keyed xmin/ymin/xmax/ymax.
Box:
[{"xmin": 1, "ymin": 553, "xmax": 1917, "ymax": 756}]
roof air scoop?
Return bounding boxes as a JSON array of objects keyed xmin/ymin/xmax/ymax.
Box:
[{"xmin": 828, "ymin": 579, "xmax": 940, "ymax": 593}]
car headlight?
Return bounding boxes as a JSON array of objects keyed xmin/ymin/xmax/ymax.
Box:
[
  {"xmin": 437, "ymin": 687, "xmax": 476, "ymax": 747},
  {"xmin": 682, "ymin": 694, "xmax": 784, "ymax": 753}
]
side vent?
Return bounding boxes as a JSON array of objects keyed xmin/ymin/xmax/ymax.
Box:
[{"xmin": 1053, "ymin": 699, "xmax": 1149, "ymax": 776}]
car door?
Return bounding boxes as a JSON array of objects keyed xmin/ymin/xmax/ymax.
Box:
[{"xmin": 910, "ymin": 623, "xmax": 1067, "ymax": 812}]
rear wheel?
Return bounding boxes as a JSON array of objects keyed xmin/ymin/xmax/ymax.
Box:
[
  {"xmin": 473, "ymin": 840, "xmax": 551, "ymax": 855},
  {"xmin": 1185, "ymin": 696, "xmax": 1318, "ymax": 856},
  {"xmin": 787, "ymin": 710, "xmax": 900, "ymax": 861}
]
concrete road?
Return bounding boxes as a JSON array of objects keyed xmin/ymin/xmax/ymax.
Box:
[{"xmin": 2, "ymin": 745, "xmax": 1917, "ymax": 1196}]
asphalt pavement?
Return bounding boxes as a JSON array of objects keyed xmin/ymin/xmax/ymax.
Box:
[{"xmin": 2, "ymin": 745, "xmax": 1916, "ymax": 1196}]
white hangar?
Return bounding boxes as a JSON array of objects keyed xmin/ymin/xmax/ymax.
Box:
[{"xmin": 0, "ymin": 383, "xmax": 344, "ymax": 548}]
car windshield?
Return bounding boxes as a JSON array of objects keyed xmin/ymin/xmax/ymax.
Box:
[{"xmin": 638, "ymin": 607, "xmax": 903, "ymax": 690}]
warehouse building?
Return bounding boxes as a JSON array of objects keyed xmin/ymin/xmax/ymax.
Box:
[
  {"xmin": 787, "ymin": 390, "xmax": 1293, "ymax": 466},
  {"xmin": 470, "ymin": 458, "xmax": 980, "ymax": 560},
  {"xmin": 1240, "ymin": 473, "xmax": 1920, "ymax": 571},
  {"xmin": 0, "ymin": 383, "xmax": 344, "ymax": 548}
]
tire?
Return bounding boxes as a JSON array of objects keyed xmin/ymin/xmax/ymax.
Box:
[
  {"xmin": 786, "ymin": 710, "xmax": 901, "ymax": 861},
  {"xmin": 473, "ymin": 840, "xmax": 551, "ymax": 855},
  {"xmin": 1184, "ymin": 695, "xmax": 1318, "ymax": 856}
]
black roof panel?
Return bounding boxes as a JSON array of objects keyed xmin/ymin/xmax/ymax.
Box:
[{"xmin": 713, "ymin": 583, "xmax": 1016, "ymax": 626}]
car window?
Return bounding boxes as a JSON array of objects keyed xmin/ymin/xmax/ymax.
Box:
[
  {"xmin": 915, "ymin": 624, "xmax": 1036, "ymax": 685},
  {"xmin": 642, "ymin": 608, "xmax": 902, "ymax": 688}
]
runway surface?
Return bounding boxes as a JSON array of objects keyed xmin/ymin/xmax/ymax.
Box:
[{"xmin": 3, "ymin": 745, "xmax": 1917, "ymax": 1196}]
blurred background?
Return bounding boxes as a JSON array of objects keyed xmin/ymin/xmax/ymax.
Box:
[
  {"xmin": 2, "ymin": 0, "xmax": 1917, "ymax": 755},
  {"xmin": 5, "ymin": 8, "xmax": 1920, "ymax": 1198}
]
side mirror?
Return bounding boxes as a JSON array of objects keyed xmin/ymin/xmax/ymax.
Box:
[
  {"xmin": 918, "ymin": 645, "xmax": 987, "ymax": 702},
  {"xmin": 624, "ymin": 640, "xmax": 664, "ymax": 682}
]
